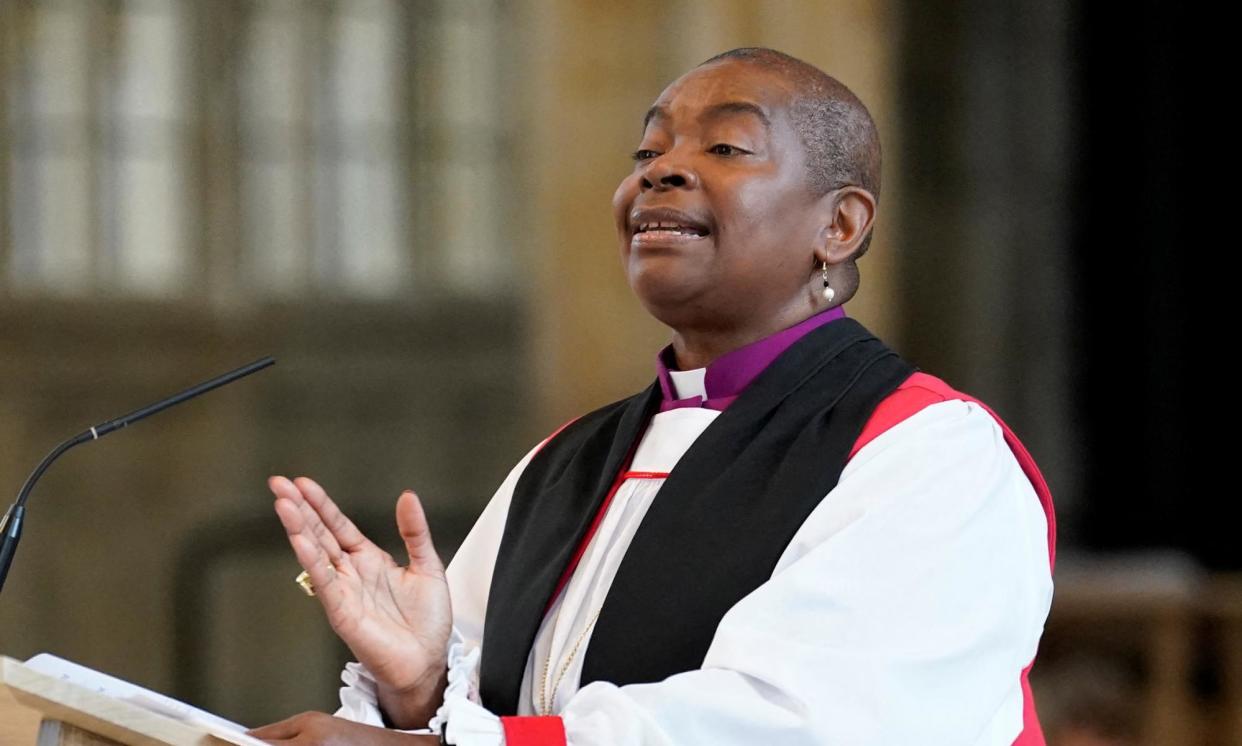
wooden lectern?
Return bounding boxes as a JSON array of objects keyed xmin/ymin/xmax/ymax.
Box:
[{"xmin": 0, "ymin": 657, "xmax": 237, "ymax": 746}]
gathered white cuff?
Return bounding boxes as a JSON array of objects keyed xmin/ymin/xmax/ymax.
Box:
[
  {"xmin": 428, "ymin": 638, "xmax": 505, "ymax": 745},
  {"xmin": 333, "ymin": 638, "xmax": 504, "ymax": 745},
  {"xmin": 335, "ymin": 660, "xmax": 389, "ymax": 727},
  {"xmin": 333, "ymin": 661, "xmax": 445, "ymax": 738}
]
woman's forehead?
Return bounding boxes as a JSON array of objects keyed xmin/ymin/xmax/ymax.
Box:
[
  {"xmin": 646, "ymin": 62, "xmax": 796, "ymax": 131},
  {"xmin": 654, "ymin": 62, "xmax": 794, "ymax": 113}
]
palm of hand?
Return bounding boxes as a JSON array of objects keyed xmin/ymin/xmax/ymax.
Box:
[
  {"xmin": 270, "ymin": 475, "xmax": 451, "ymax": 695},
  {"xmin": 328, "ymin": 541, "xmax": 451, "ymax": 691}
]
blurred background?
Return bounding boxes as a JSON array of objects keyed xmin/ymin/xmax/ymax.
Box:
[{"xmin": 0, "ymin": 1, "xmax": 1213, "ymax": 744}]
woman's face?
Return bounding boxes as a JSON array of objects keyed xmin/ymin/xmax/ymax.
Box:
[{"xmin": 612, "ymin": 60, "xmax": 827, "ymax": 333}]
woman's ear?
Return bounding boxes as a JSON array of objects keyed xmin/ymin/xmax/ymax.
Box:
[{"xmin": 819, "ymin": 186, "xmax": 876, "ymax": 265}]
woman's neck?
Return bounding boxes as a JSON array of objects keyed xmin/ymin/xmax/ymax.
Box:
[{"xmin": 669, "ymin": 303, "xmax": 827, "ymax": 370}]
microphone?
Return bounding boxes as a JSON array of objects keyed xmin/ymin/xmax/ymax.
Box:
[{"xmin": 0, "ymin": 356, "xmax": 276, "ymax": 596}]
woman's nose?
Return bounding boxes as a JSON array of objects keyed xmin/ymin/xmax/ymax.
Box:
[{"xmin": 640, "ymin": 155, "xmax": 699, "ymax": 191}]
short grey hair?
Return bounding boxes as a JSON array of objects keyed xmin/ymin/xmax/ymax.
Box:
[{"xmin": 697, "ymin": 47, "xmax": 882, "ymax": 261}]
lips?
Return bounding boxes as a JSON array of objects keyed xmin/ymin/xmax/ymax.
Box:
[
  {"xmin": 628, "ymin": 206, "xmax": 712, "ymax": 248},
  {"xmin": 631, "ymin": 230, "xmax": 710, "ymax": 249}
]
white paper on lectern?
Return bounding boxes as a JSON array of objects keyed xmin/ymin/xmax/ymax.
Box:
[{"xmin": 24, "ymin": 653, "xmax": 267, "ymax": 746}]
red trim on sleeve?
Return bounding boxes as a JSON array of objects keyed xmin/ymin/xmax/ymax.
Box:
[
  {"xmin": 499, "ymin": 715, "xmax": 567, "ymax": 746},
  {"xmin": 853, "ymin": 372, "xmax": 1054, "ymax": 745},
  {"xmin": 850, "ymin": 371, "xmax": 1056, "ymax": 571},
  {"xmin": 1012, "ymin": 660, "xmax": 1046, "ymax": 745},
  {"xmin": 848, "ymin": 377, "xmax": 948, "ymax": 460}
]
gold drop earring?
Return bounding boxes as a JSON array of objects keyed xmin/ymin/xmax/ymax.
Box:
[{"xmin": 821, "ymin": 260, "xmax": 835, "ymax": 303}]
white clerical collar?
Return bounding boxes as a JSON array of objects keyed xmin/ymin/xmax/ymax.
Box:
[
  {"xmin": 667, "ymin": 367, "xmax": 707, "ymax": 400},
  {"xmin": 654, "ymin": 306, "xmax": 848, "ymax": 408}
]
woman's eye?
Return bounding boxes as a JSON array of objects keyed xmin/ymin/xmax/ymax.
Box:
[
  {"xmin": 630, "ymin": 149, "xmax": 659, "ymax": 161},
  {"xmin": 710, "ymin": 144, "xmax": 743, "ymax": 156}
]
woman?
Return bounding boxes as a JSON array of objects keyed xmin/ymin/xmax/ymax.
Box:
[{"xmin": 251, "ymin": 47, "xmax": 1055, "ymax": 746}]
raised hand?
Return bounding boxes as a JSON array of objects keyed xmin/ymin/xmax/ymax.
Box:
[{"xmin": 269, "ymin": 475, "xmax": 451, "ymax": 728}]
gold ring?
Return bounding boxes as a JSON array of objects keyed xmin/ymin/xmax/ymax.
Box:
[{"xmin": 295, "ymin": 570, "xmax": 315, "ymax": 597}]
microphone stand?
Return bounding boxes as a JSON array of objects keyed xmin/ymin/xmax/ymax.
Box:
[{"xmin": 0, "ymin": 356, "xmax": 276, "ymax": 596}]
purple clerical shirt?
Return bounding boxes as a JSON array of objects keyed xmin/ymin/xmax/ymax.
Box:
[{"xmin": 655, "ymin": 305, "xmax": 848, "ymax": 412}]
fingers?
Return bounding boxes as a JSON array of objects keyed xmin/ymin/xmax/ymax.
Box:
[
  {"xmin": 269, "ymin": 476, "xmax": 342, "ymax": 564},
  {"xmin": 293, "ymin": 491, "xmax": 345, "ymax": 564},
  {"xmin": 293, "ymin": 476, "xmax": 371, "ymax": 552},
  {"xmin": 396, "ymin": 490, "xmax": 444, "ymax": 576},
  {"xmin": 247, "ymin": 711, "xmax": 337, "ymax": 743},
  {"xmin": 249, "ymin": 712, "xmax": 430, "ymax": 745},
  {"xmin": 271, "ymin": 478, "xmax": 346, "ymax": 608},
  {"xmin": 270, "ymin": 474, "xmax": 440, "ymax": 581},
  {"xmin": 270, "ymin": 475, "xmax": 352, "ymax": 565},
  {"xmin": 270, "ymin": 478, "xmax": 309, "ymax": 550},
  {"xmin": 247, "ymin": 710, "xmax": 314, "ymax": 740},
  {"xmin": 274, "ymin": 500, "xmax": 341, "ymax": 596}
]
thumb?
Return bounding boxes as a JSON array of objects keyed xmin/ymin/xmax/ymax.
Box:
[{"xmin": 396, "ymin": 490, "xmax": 444, "ymax": 575}]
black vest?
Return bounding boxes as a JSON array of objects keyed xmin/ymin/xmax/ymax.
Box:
[{"xmin": 479, "ymin": 316, "xmax": 918, "ymax": 715}]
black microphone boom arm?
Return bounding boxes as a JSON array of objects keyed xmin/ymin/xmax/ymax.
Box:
[{"xmin": 0, "ymin": 355, "xmax": 275, "ymax": 596}]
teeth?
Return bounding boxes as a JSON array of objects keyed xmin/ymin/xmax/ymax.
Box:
[{"xmin": 637, "ymin": 221, "xmax": 703, "ymax": 234}]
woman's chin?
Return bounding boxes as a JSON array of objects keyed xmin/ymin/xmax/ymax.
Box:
[{"xmin": 629, "ymin": 273, "xmax": 710, "ymax": 322}]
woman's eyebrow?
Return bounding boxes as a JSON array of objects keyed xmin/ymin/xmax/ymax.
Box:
[{"xmin": 642, "ymin": 101, "xmax": 772, "ymax": 134}]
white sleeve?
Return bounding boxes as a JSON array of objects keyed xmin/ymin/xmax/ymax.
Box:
[
  {"xmin": 334, "ymin": 437, "xmax": 550, "ymax": 745},
  {"xmin": 556, "ymin": 399, "xmax": 1053, "ymax": 746}
]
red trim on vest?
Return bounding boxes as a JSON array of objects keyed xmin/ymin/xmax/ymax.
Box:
[
  {"xmin": 537, "ymin": 417, "xmax": 581, "ymax": 453},
  {"xmin": 621, "ymin": 470, "xmax": 670, "ymax": 480},
  {"xmin": 538, "ymin": 416, "xmax": 646, "ymax": 618},
  {"xmin": 499, "ymin": 715, "xmax": 567, "ymax": 746},
  {"xmin": 542, "ymin": 453, "xmax": 634, "ymax": 617}
]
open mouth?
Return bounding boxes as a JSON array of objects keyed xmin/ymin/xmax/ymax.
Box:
[{"xmin": 633, "ymin": 222, "xmax": 710, "ymax": 239}]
